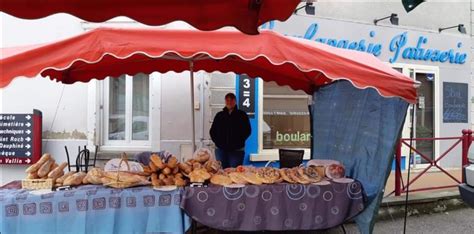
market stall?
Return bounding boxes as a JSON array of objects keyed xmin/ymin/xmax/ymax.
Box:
[{"xmin": 0, "ymin": 28, "xmax": 417, "ymax": 234}]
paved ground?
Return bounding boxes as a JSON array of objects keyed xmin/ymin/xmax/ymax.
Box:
[
  {"xmin": 343, "ymin": 207, "xmax": 474, "ymax": 234},
  {"xmin": 197, "ymin": 208, "xmax": 474, "ymax": 234}
]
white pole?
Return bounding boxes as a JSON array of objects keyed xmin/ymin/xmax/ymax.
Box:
[{"xmin": 189, "ymin": 61, "xmax": 196, "ymax": 151}]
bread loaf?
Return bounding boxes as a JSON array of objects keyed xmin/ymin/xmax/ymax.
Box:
[
  {"xmin": 48, "ymin": 162, "xmax": 68, "ymax": 179},
  {"xmin": 228, "ymin": 172, "xmax": 248, "ymax": 184},
  {"xmin": 85, "ymin": 168, "xmax": 104, "ymax": 184},
  {"xmin": 26, "ymin": 171, "xmax": 39, "ymax": 179},
  {"xmin": 37, "ymin": 159, "xmax": 55, "ymax": 178},
  {"xmin": 178, "ymin": 163, "xmax": 192, "ymax": 174},
  {"xmin": 241, "ymin": 172, "xmax": 263, "ymax": 185},
  {"xmin": 25, "ymin": 162, "xmax": 42, "ymax": 174},
  {"xmin": 210, "ymin": 174, "xmax": 232, "ymax": 186},
  {"xmin": 150, "ymin": 154, "xmax": 165, "ymax": 169},
  {"xmin": 82, "ymin": 175, "xmax": 90, "ymax": 184},
  {"xmin": 189, "ymin": 168, "xmax": 211, "ymax": 183},
  {"xmin": 25, "ymin": 154, "xmax": 51, "ymax": 173},
  {"xmin": 37, "ymin": 153, "xmax": 52, "ymax": 165},
  {"xmin": 162, "ymin": 167, "xmax": 171, "ymax": 175},
  {"xmin": 149, "ymin": 161, "xmax": 158, "ymax": 172},
  {"xmin": 167, "ymin": 157, "xmax": 178, "ymax": 169},
  {"xmin": 57, "ymin": 171, "xmax": 75, "ymax": 184},
  {"xmin": 172, "ymin": 166, "xmax": 179, "ymax": 174},
  {"xmin": 63, "ymin": 172, "xmax": 86, "ymax": 186},
  {"xmin": 175, "ymin": 177, "xmax": 187, "ymax": 187}
]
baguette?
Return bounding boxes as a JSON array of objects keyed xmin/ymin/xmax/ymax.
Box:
[
  {"xmin": 172, "ymin": 166, "xmax": 179, "ymax": 175},
  {"xmin": 151, "ymin": 173, "xmax": 159, "ymax": 187},
  {"xmin": 162, "ymin": 167, "xmax": 171, "ymax": 175},
  {"xmin": 25, "ymin": 163, "xmax": 42, "ymax": 174},
  {"xmin": 37, "ymin": 153, "xmax": 52, "ymax": 165},
  {"xmin": 158, "ymin": 173, "xmax": 166, "ymax": 180},
  {"xmin": 25, "ymin": 153, "xmax": 51, "ymax": 173},
  {"xmin": 149, "ymin": 161, "xmax": 158, "ymax": 172},
  {"xmin": 57, "ymin": 171, "xmax": 75, "ymax": 184},
  {"xmin": 167, "ymin": 157, "xmax": 178, "ymax": 169},
  {"xmin": 150, "ymin": 154, "xmax": 165, "ymax": 169},
  {"xmin": 178, "ymin": 163, "xmax": 192, "ymax": 174},
  {"xmin": 85, "ymin": 168, "xmax": 104, "ymax": 185},
  {"xmin": 175, "ymin": 177, "xmax": 187, "ymax": 187},
  {"xmin": 63, "ymin": 172, "xmax": 86, "ymax": 186},
  {"xmin": 48, "ymin": 162, "xmax": 68, "ymax": 179},
  {"xmin": 37, "ymin": 159, "xmax": 54, "ymax": 178},
  {"xmin": 82, "ymin": 175, "xmax": 90, "ymax": 184},
  {"xmin": 26, "ymin": 171, "xmax": 39, "ymax": 179}
]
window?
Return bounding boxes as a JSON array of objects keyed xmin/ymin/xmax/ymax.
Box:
[
  {"xmin": 105, "ymin": 73, "xmax": 151, "ymax": 146},
  {"xmin": 262, "ymin": 81, "xmax": 311, "ymax": 149}
]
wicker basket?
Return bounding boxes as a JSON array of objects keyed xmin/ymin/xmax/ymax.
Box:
[{"xmin": 22, "ymin": 179, "xmax": 53, "ymax": 190}]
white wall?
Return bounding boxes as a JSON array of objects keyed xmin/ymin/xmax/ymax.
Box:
[
  {"xmin": 301, "ymin": 0, "xmax": 471, "ymax": 34},
  {"xmin": 0, "ymin": 14, "xmax": 88, "ymax": 184}
]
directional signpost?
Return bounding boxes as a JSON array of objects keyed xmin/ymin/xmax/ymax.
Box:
[{"xmin": 0, "ymin": 109, "xmax": 42, "ymax": 164}]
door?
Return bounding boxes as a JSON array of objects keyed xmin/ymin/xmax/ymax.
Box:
[{"xmin": 414, "ymin": 72, "xmax": 435, "ymax": 164}]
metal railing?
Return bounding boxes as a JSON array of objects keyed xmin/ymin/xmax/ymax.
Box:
[{"xmin": 390, "ymin": 129, "xmax": 472, "ymax": 196}]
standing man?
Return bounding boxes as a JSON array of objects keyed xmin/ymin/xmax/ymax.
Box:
[{"xmin": 210, "ymin": 93, "xmax": 251, "ymax": 168}]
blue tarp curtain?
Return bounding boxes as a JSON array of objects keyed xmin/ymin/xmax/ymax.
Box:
[{"xmin": 311, "ymin": 81, "xmax": 409, "ymax": 233}]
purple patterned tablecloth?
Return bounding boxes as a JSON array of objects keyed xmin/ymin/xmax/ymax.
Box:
[{"xmin": 180, "ymin": 180, "xmax": 366, "ymax": 231}]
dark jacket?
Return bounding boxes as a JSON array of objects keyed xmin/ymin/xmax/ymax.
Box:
[{"xmin": 210, "ymin": 107, "xmax": 251, "ymax": 151}]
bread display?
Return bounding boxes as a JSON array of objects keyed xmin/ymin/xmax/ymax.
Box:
[
  {"xmin": 147, "ymin": 154, "xmax": 192, "ymax": 187},
  {"xmin": 24, "ymin": 154, "xmax": 63, "ymax": 181},
  {"xmin": 22, "ymin": 149, "xmax": 348, "ymax": 191}
]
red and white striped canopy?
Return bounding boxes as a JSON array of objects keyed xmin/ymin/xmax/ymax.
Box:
[
  {"xmin": 0, "ymin": 28, "xmax": 417, "ymax": 103},
  {"xmin": 0, "ymin": 0, "xmax": 300, "ymax": 35}
]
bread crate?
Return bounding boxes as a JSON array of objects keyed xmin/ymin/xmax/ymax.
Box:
[{"xmin": 21, "ymin": 179, "xmax": 53, "ymax": 190}]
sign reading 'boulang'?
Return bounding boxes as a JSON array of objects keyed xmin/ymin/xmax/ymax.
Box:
[{"xmin": 0, "ymin": 110, "xmax": 42, "ymax": 164}]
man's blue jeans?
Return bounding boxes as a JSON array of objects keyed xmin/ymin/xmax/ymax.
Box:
[{"xmin": 215, "ymin": 148, "xmax": 245, "ymax": 168}]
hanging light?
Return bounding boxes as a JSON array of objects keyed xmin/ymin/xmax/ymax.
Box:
[
  {"xmin": 294, "ymin": 1, "xmax": 316, "ymax": 15},
  {"xmin": 438, "ymin": 24, "xmax": 467, "ymax": 34},
  {"xmin": 374, "ymin": 13, "xmax": 399, "ymax": 26}
]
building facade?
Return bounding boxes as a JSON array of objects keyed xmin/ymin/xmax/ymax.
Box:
[{"xmin": 0, "ymin": 1, "xmax": 472, "ymax": 184}]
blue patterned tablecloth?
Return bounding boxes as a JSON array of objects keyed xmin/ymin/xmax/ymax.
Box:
[{"xmin": 0, "ymin": 184, "xmax": 190, "ymax": 234}]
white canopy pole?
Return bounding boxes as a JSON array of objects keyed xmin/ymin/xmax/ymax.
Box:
[{"xmin": 189, "ymin": 60, "xmax": 196, "ymax": 151}]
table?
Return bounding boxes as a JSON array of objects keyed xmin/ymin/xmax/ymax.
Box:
[
  {"xmin": 181, "ymin": 180, "xmax": 366, "ymax": 231},
  {"xmin": 1, "ymin": 183, "xmax": 190, "ymax": 234}
]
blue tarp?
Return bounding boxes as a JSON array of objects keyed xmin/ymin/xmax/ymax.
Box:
[{"xmin": 311, "ymin": 81, "xmax": 409, "ymax": 234}]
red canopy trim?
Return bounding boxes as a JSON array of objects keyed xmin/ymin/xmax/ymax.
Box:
[{"xmin": 0, "ymin": 28, "xmax": 417, "ymax": 103}]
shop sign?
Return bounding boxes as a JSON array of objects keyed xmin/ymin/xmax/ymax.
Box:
[
  {"xmin": 238, "ymin": 75, "xmax": 256, "ymax": 118},
  {"xmin": 0, "ymin": 110, "xmax": 42, "ymax": 164},
  {"xmin": 262, "ymin": 21, "xmax": 468, "ymax": 65},
  {"xmin": 276, "ymin": 131, "xmax": 311, "ymax": 144},
  {"xmin": 443, "ymin": 82, "xmax": 468, "ymax": 123}
]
